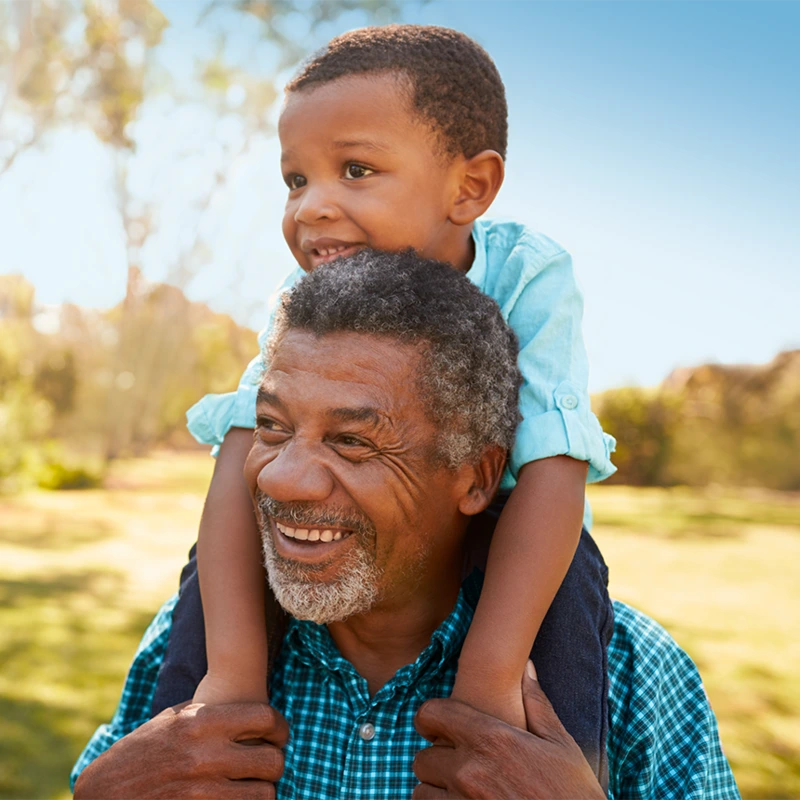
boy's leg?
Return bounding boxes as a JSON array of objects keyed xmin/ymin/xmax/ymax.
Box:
[
  {"xmin": 150, "ymin": 545, "xmax": 207, "ymax": 717},
  {"xmin": 464, "ymin": 493, "xmax": 613, "ymax": 790},
  {"xmin": 534, "ymin": 527, "xmax": 613, "ymax": 789}
]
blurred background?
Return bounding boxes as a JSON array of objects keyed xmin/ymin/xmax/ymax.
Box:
[{"xmin": 0, "ymin": 1, "xmax": 798, "ymax": 797}]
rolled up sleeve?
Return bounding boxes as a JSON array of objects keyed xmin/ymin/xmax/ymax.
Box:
[
  {"xmin": 504, "ymin": 249, "xmax": 616, "ymax": 485},
  {"xmin": 186, "ymin": 354, "xmax": 263, "ymax": 450}
]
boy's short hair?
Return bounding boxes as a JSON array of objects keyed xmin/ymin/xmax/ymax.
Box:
[{"xmin": 286, "ymin": 24, "xmax": 508, "ymax": 161}]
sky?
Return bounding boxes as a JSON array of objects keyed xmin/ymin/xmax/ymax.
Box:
[{"xmin": 1, "ymin": 0, "xmax": 798, "ymax": 391}]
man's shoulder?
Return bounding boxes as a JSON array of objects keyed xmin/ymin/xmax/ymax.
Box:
[
  {"xmin": 606, "ymin": 601, "xmax": 740, "ymax": 800},
  {"xmin": 608, "ymin": 599, "xmax": 704, "ymax": 707},
  {"xmin": 608, "ymin": 599, "xmax": 704, "ymax": 681}
]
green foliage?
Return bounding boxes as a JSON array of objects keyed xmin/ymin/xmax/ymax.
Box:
[
  {"xmin": 34, "ymin": 444, "xmax": 103, "ymax": 491},
  {"xmin": 595, "ymin": 351, "xmax": 800, "ymax": 490},
  {"xmin": 0, "ymin": 274, "xmax": 257, "ymax": 479},
  {"xmin": 594, "ymin": 387, "xmax": 679, "ymax": 486}
]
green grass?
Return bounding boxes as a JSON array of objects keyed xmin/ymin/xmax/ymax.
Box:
[
  {"xmin": 0, "ymin": 454, "xmax": 796, "ymax": 798},
  {"xmin": 0, "ymin": 452, "xmax": 214, "ymax": 800},
  {"xmin": 588, "ymin": 485, "xmax": 800, "ymax": 799}
]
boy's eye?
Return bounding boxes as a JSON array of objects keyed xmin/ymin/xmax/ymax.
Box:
[
  {"xmin": 344, "ymin": 164, "xmax": 373, "ymax": 180},
  {"xmin": 285, "ymin": 174, "xmax": 307, "ymax": 190}
]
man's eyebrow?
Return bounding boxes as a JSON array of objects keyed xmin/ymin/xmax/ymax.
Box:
[
  {"xmin": 328, "ymin": 406, "xmax": 384, "ymax": 426},
  {"xmin": 256, "ymin": 388, "xmax": 284, "ymax": 410}
]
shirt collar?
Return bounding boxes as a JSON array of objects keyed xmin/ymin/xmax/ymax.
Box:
[
  {"xmin": 284, "ymin": 586, "xmax": 475, "ymax": 692},
  {"xmin": 465, "ymin": 220, "xmax": 488, "ymax": 292}
]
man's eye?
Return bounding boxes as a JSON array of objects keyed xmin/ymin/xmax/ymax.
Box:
[
  {"xmin": 344, "ymin": 164, "xmax": 373, "ymax": 180},
  {"xmin": 336, "ymin": 433, "xmax": 370, "ymax": 450},
  {"xmin": 285, "ymin": 174, "xmax": 307, "ymax": 190},
  {"xmin": 257, "ymin": 416, "xmax": 287, "ymax": 436}
]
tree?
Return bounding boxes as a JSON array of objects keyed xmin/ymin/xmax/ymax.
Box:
[{"xmin": 1, "ymin": 0, "xmax": 401, "ymax": 460}]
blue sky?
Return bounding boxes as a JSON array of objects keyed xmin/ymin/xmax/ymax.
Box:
[{"xmin": 1, "ymin": 1, "xmax": 797, "ymax": 390}]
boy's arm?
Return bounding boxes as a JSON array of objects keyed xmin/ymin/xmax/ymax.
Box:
[
  {"xmin": 194, "ymin": 427, "xmax": 269, "ymax": 704},
  {"xmin": 453, "ymin": 456, "xmax": 587, "ymax": 728}
]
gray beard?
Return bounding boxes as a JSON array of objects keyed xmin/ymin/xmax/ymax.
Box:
[{"xmin": 257, "ymin": 493, "xmax": 383, "ymax": 625}]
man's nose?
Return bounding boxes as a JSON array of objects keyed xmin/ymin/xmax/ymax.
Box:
[
  {"xmin": 257, "ymin": 440, "xmax": 335, "ymax": 503},
  {"xmin": 293, "ymin": 182, "xmax": 341, "ymax": 225}
]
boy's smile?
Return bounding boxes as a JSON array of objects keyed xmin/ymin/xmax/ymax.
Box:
[{"xmin": 279, "ymin": 74, "xmax": 474, "ymax": 273}]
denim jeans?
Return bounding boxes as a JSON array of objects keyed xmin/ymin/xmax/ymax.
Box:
[{"xmin": 150, "ymin": 491, "xmax": 613, "ymax": 788}]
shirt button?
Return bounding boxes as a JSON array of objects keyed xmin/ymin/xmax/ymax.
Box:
[
  {"xmin": 560, "ymin": 394, "xmax": 579, "ymax": 410},
  {"xmin": 359, "ymin": 722, "xmax": 376, "ymax": 741}
]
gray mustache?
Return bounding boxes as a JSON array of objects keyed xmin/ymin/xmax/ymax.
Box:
[{"xmin": 256, "ymin": 492, "xmax": 376, "ymax": 539}]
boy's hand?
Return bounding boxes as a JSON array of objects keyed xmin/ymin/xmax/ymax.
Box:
[
  {"xmin": 194, "ymin": 670, "xmax": 270, "ymax": 706},
  {"xmin": 449, "ymin": 677, "xmax": 527, "ymax": 731}
]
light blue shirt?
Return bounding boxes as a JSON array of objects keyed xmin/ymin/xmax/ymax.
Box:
[{"xmin": 187, "ymin": 219, "xmax": 616, "ymax": 529}]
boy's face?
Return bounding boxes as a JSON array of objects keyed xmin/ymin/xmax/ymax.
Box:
[{"xmin": 279, "ymin": 74, "xmax": 468, "ymax": 272}]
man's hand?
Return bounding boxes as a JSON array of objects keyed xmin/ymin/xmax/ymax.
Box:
[
  {"xmin": 73, "ymin": 702, "xmax": 288, "ymax": 800},
  {"xmin": 412, "ymin": 662, "xmax": 605, "ymax": 799}
]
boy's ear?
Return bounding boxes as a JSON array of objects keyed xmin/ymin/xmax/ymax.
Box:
[
  {"xmin": 448, "ymin": 150, "xmax": 505, "ymax": 227},
  {"xmin": 456, "ymin": 444, "xmax": 507, "ymax": 517}
]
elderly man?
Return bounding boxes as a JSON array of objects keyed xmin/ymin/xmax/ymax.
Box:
[{"xmin": 72, "ymin": 251, "xmax": 739, "ymax": 799}]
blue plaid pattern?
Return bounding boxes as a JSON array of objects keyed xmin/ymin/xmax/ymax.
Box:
[{"xmin": 71, "ymin": 595, "xmax": 739, "ymax": 799}]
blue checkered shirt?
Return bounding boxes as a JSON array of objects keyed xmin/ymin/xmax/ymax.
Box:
[{"xmin": 71, "ymin": 589, "xmax": 739, "ymax": 799}]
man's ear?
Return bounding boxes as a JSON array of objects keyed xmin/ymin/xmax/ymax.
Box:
[
  {"xmin": 456, "ymin": 445, "xmax": 507, "ymax": 517},
  {"xmin": 448, "ymin": 150, "xmax": 505, "ymax": 227}
]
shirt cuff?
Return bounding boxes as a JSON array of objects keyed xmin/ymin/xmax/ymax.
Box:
[{"xmin": 509, "ymin": 381, "xmax": 616, "ymax": 483}]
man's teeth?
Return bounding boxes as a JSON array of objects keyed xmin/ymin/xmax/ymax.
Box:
[{"xmin": 275, "ymin": 521, "xmax": 347, "ymax": 542}]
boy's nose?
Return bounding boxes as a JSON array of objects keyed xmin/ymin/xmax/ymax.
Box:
[
  {"xmin": 256, "ymin": 440, "xmax": 335, "ymax": 503},
  {"xmin": 293, "ymin": 183, "xmax": 341, "ymax": 225}
]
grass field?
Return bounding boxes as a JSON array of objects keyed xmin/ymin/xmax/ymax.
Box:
[{"xmin": 1, "ymin": 452, "xmax": 798, "ymax": 799}]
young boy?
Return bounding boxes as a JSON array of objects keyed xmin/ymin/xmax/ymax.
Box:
[{"xmin": 152, "ymin": 24, "xmax": 616, "ymax": 783}]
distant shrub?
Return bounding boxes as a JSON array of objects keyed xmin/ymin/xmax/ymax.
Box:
[
  {"xmin": 36, "ymin": 460, "xmax": 102, "ymax": 491},
  {"xmin": 34, "ymin": 444, "xmax": 103, "ymax": 491},
  {"xmin": 595, "ymin": 350, "xmax": 800, "ymax": 490}
]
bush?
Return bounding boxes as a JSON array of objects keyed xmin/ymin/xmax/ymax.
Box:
[{"xmin": 34, "ymin": 444, "xmax": 103, "ymax": 491}]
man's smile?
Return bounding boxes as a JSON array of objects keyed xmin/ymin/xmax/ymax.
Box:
[
  {"xmin": 275, "ymin": 520, "xmax": 351, "ymax": 542},
  {"xmin": 268, "ymin": 516, "xmax": 360, "ymax": 566}
]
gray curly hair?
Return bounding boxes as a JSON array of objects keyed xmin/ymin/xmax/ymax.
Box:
[{"xmin": 267, "ymin": 249, "xmax": 521, "ymax": 468}]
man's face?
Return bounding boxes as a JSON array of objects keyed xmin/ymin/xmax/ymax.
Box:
[
  {"xmin": 279, "ymin": 74, "xmax": 464, "ymax": 273},
  {"xmin": 244, "ymin": 329, "xmax": 469, "ymax": 624}
]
